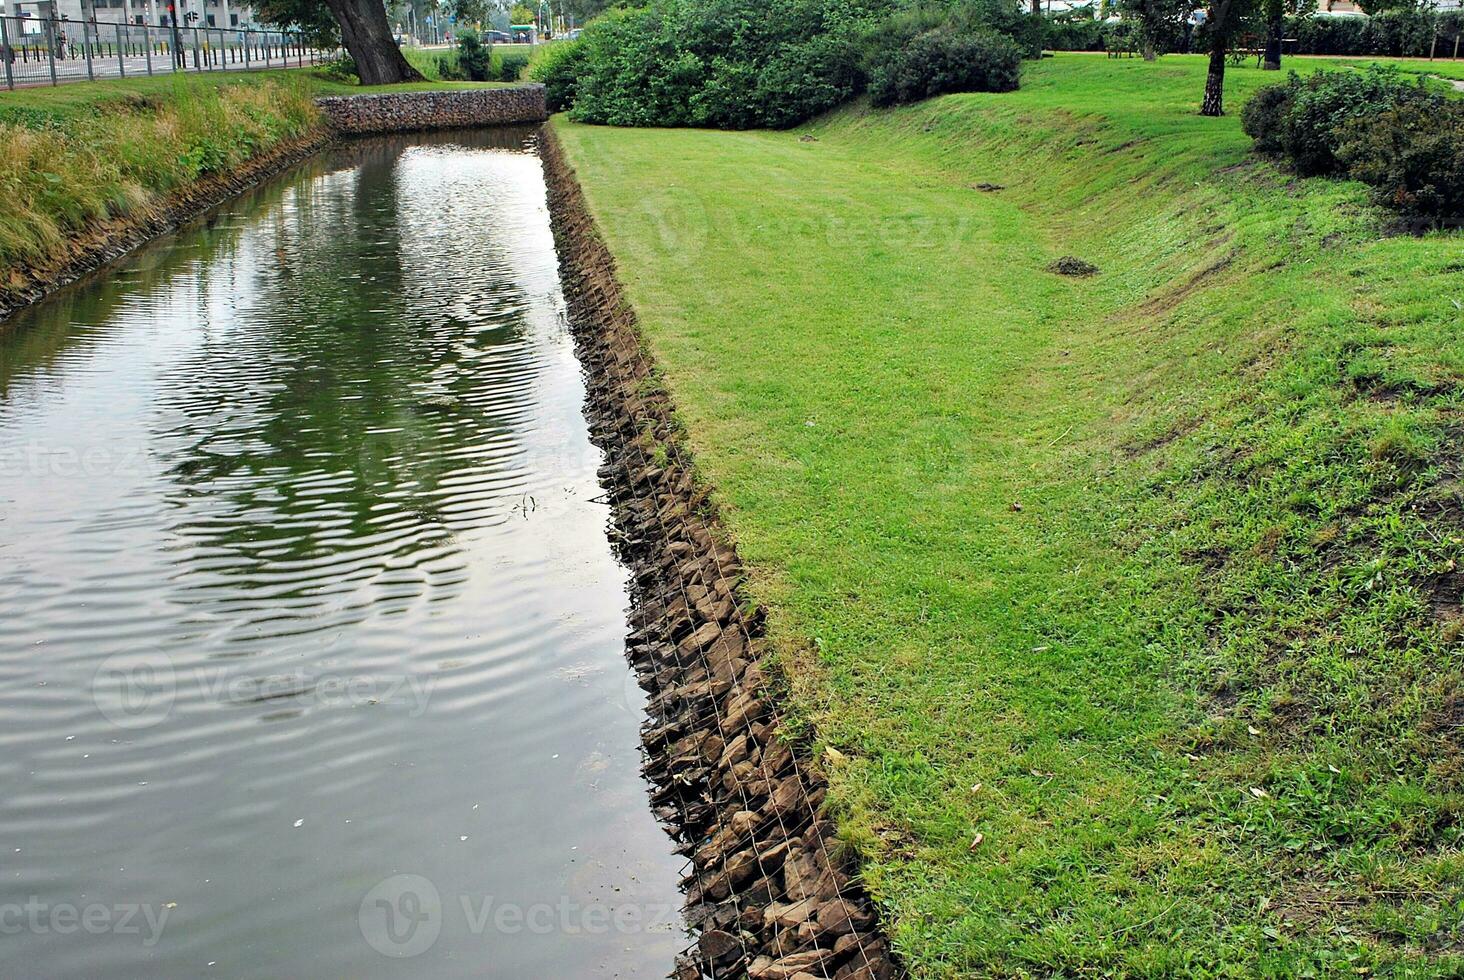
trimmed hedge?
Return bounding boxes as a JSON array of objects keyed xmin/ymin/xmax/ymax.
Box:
[{"xmin": 1286, "ymin": 10, "xmax": 1464, "ymax": 58}]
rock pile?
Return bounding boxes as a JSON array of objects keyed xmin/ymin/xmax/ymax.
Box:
[{"xmin": 541, "ymin": 130, "xmax": 900, "ymax": 980}]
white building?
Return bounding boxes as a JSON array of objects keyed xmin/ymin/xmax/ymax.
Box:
[{"xmin": 3, "ymin": 0, "xmax": 260, "ymax": 29}]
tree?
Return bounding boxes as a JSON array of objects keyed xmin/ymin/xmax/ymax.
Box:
[
  {"xmin": 1200, "ymin": 0, "xmax": 1251, "ymax": 115},
  {"xmin": 1260, "ymin": 0, "xmax": 1313, "ymax": 69},
  {"xmin": 443, "ymin": 0, "xmax": 491, "ymax": 29},
  {"xmin": 256, "ymin": 0, "xmax": 425, "ymax": 84},
  {"xmin": 510, "ymin": 3, "xmax": 535, "ymax": 23},
  {"xmin": 1117, "ymin": 0, "xmax": 1189, "ymax": 59}
]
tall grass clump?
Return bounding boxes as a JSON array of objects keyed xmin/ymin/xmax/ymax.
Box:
[{"xmin": 0, "ymin": 76, "xmax": 318, "ymax": 270}]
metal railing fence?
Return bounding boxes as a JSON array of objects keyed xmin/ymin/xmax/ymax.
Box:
[{"xmin": 0, "ymin": 15, "xmax": 338, "ymax": 90}]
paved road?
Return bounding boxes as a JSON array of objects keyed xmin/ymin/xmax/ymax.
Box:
[{"xmin": 3, "ymin": 46, "xmax": 327, "ymax": 89}]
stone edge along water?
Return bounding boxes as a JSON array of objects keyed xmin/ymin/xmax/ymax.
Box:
[
  {"xmin": 541, "ymin": 129, "xmax": 900, "ymax": 980},
  {"xmin": 314, "ymin": 85, "xmax": 547, "ymax": 135}
]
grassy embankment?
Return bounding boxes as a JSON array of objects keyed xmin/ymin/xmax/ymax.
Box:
[
  {"xmin": 0, "ymin": 65, "xmax": 510, "ymax": 285},
  {"xmin": 556, "ymin": 53, "xmax": 1464, "ymax": 976}
]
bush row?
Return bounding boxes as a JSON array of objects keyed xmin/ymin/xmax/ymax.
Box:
[
  {"xmin": 1242, "ymin": 67, "xmax": 1462, "ymax": 226},
  {"xmin": 1042, "ymin": 10, "xmax": 1464, "ymax": 57},
  {"xmin": 1285, "ymin": 10, "xmax": 1464, "ymax": 58},
  {"xmin": 531, "ymin": 0, "xmax": 1032, "ymax": 130}
]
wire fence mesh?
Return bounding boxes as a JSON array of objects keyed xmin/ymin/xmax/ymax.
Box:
[{"xmin": 0, "ymin": 15, "xmax": 336, "ymax": 89}]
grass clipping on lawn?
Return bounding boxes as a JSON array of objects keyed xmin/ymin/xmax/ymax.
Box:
[
  {"xmin": 0, "ymin": 75, "xmax": 319, "ymax": 273},
  {"xmin": 554, "ymin": 53, "xmax": 1464, "ymax": 977}
]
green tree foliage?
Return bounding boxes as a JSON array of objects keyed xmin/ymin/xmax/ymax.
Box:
[
  {"xmin": 443, "ymin": 0, "xmax": 492, "ymax": 28},
  {"xmin": 1114, "ymin": 0, "xmax": 1188, "ymax": 59},
  {"xmin": 256, "ymin": 0, "xmax": 423, "ymax": 83},
  {"xmin": 255, "ymin": 0, "xmax": 342, "ymax": 45}
]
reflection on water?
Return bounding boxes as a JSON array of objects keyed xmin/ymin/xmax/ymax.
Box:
[{"xmin": 0, "ymin": 130, "xmax": 685, "ymax": 978}]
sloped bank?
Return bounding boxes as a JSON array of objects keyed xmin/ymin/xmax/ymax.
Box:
[
  {"xmin": 0, "ymin": 131, "xmax": 330, "ymax": 326},
  {"xmin": 0, "ymin": 85, "xmax": 548, "ymax": 328},
  {"xmin": 540, "ymin": 130, "xmax": 899, "ymax": 980}
]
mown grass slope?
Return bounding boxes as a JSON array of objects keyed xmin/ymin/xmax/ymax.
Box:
[{"xmin": 555, "ymin": 53, "xmax": 1464, "ymax": 976}]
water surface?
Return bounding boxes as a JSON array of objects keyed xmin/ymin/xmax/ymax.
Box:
[{"xmin": 0, "ymin": 130, "xmax": 685, "ymax": 978}]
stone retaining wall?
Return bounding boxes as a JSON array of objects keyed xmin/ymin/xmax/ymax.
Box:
[{"xmin": 315, "ymin": 86, "xmax": 547, "ymax": 135}]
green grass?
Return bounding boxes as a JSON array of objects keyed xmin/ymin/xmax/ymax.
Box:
[
  {"xmin": 1336, "ymin": 56, "xmax": 1464, "ymax": 82},
  {"xmin": 555, "ymin": 52, "xmax": 1464, "ymax": 976},
  {"xmin": 0, "ymin": 64, "xmax": 510, "ymax": 125}
]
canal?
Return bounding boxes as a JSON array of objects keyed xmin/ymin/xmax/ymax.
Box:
[{"xmin": 0, "ymin": 130, "xmax": 686, "ymax": 977}]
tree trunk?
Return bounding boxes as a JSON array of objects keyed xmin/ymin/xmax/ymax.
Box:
[
  {"xmin": 1143, "ymin": 39, "xmax": 1157, "ymax": 61},
  {"xmin": 323, "ymin": 0, "xmax": 423, "ymax": 85},
  {"xmin": 1263, "ymin": 14, "xmax": 1282, "ymax": 69},
  {"xmin": 1201, "ymin": 41, "xmax": 1226, "ymax": 115},
  {"xmin": 1200, "ymin": 0, "xmax": 1232, "ymax": 116}
]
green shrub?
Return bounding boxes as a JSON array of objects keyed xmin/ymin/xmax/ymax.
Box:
[
  {"xmin": 1239, "ymin": 78, "xmax": 1296, "ymax": 156},
  {"xmin": 435, "ymin": 54, "xmax": 467, "ymax": 81},
  {"xmin": 868, "ymin": 27, "xmax": 1021, "ymax": 108},
  {"xmin": 528, "ymin": 40, "xmax": 587, "ymax": 112},
  {"xmin": 552, "ymin": 0, "xmax": 1031, "ymax": 129},
  {"xmin": 318, "ymin": 54, "xmax": 357, "ymax": 81},
  {"xmin": 1242, "ymin": 67, "xmax": 1462, "ymax": 226},
  {"xmin": 565, "ymin": 0, "xmax": 892, "ymax": 129},
  {"xmin": 1336, "ymin": 99, "xmax": 1464, "ymax": 228},
  {"xmin": 1043, "ymin": 8, "xmax": 1105, "ymax": 51},
  {"xmin": 456, "ymin": 31, "xmax": 492, "ymax": 81},
  {"xmin": 494, "ymin": 50, "xmax": 530, "ymax": 82},
  {"xmin": 1241, "ymin": 67, "xmax": 1428, "ymax": 176}
]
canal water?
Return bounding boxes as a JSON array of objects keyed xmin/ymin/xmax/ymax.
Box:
[{"xmin": 0, "ymin": 130, "xmax": 686, "ymax": 977}]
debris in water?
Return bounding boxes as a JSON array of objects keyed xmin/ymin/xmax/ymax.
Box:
[{"xmin": 292, "ymin": 818, "xmax": 304, "ymax": 828}]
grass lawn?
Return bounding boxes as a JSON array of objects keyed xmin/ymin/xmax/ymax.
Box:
[
  {"xmin": 1334, "ymin": 55, "xmax": 1464, "ymax": 82},
  {"xmin": 555, "ymin": 52, "xmax": 1464, "ymax": 976},
  {"xmin": 0, "ymin": 65, "xmax": 509, "ymax": 125}
]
